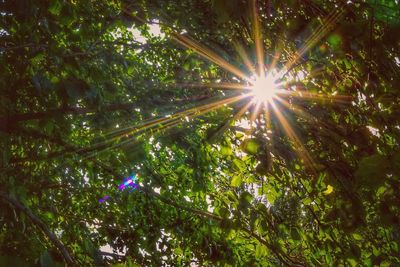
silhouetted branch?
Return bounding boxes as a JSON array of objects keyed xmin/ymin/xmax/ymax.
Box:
[{"xmin": 0, "ymin": 191, "xmax": 75, "ymax": 265}]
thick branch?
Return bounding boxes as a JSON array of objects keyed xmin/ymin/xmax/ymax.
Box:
[
  {"xmin": 0, "ymin": 191, "xmax": 75, "ymax": 265},
  {"xmin": 1, "ymin": 102, "xmax": 139, "ymax": 123}
]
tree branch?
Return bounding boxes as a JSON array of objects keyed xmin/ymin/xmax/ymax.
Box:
[
  {"xmin": 7, "ymin": 127, "xmax": 304, "ymax": 265},
  {"xmin": 0, "ymin": 191, "xmax": 75, "ymax": 265},
  {"xmin": 1, "ymin": 102, "xmax": 139, "ymax": 123},
  {"xmin": 241, "ymin": 227, "xmax": 304, "ymax": 267},
  {"xmin": 139, "ymin": 186, "xmax": 223, "ymax": 222},
  {"xmin": 8, "ymin": 127, "xmax": 115, "ymax": 171}
]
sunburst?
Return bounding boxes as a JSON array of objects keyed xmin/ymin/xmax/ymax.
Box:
[
  {"xmin": 87, "ymin": 1, "xmax": 350, "ymax": 171},
  {"xmin": 250, "ymin": 73, "xmax": 278, "ymax": 103}
]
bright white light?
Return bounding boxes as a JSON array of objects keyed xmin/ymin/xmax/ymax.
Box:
[
  {"xmin": 148, "ymin": 21, "xmax": 165, "ymax": 38},
  {"xmin": 251, "ymin": 74, "xmax": 277, "ymax": 102}
]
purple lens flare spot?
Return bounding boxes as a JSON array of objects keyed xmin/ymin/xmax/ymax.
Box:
[
  {"xmin": 99, "ymin": 195, "xmax": 111, "ymax": 203},
  {"xmin": 99, "ymin": 174, "xmax": 140, "ymax": 203},
  {"xmin": 123, "ymin": 179, "xmax": 133, "ymax": 187},
  {"xmin": 119, "ymin": 176, "xmax": 138, "ymax": 191}
]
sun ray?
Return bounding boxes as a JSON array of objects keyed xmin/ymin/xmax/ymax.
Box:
[
  {"xmin": 278, "ymin": 88, "xmax": 353, "ymax": 104},
  {"xmin": 270, "ymin": 48, "xmax": 282, "ymax": 72},
  {"xmin": 274, "ymin": 97, "xmax": 320, "ymax": 123},
  {"xmin": 280, "ymin": 7, "xmax": 345, "ymax": 77},
  {"xmin": 299, "ymin": 9, "xmax": 343, "ymax": 51},
  {"xmin": 175, "ymin": 82, "xmax": 249, "ymax": 90},
  {"xmin": 85, "ymin": 96, "xmax": 237, "ymax": 153},
  {"xmin": 82, "ymin": 94, "xmax": 251, "ymax": 158},
  {"xmin": 251, "ymin": 0, "xmax": 265, "ymax": 77},
  {"xmin": 233, "ymin": 41, "xmax": 257, "ymax": 75},
  {"xmin": 269, "ymin": 99, "xmax": 316, "ymax": 173},
  {"xmin": 300, "ymin": 9, "xmax": 342, "ymax": 50},
  {"xmin": 251, "ymin": 101, "xmax": 263, "ymax": 122},
  {"xmin": 273, "ymin": 98, "xmax": 338, "ymax": 141},
  {"xmin": 104, "ymin": 94, "xmax": 244, "ymax": 138},
  {"xmin": 208, "ymin": 101, "xmax": 253, "ymax": 142},
  {"xmin": 83, "ymin": 117, "xmax": 185, "ymax": 160},
  {"xmin": 172, "ymin": 33, "xmax": 251, "ymax": 82},
  {"xmin": 88, "ymin": 3, "xmax": 349, "ymax": 176},
  {"xmin": 264, "ymin": 103, "xmax": 271, "ymax": 130},
  {"xmin": 281, "ymin": 59, "xmax": 325, "ymax": 79},
  {"xmin": 246, "ymin": 101, "xmax": 263, "ymax": 136},
  {"xmin": 101, "ymin": 77, "xmax": 259, "ymax": 141},
  {"xmin": 274, "ymin": 97, "xmax": 350, "ymax": 147}
]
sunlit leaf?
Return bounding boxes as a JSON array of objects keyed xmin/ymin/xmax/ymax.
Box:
[
  {"xmin": 323, "ymin": 185, "xmax": 334, "ymax": 195},
  {"xmin": 240, "ymin": 138, "xmax": 260, "ymax": 155},
  {"xmin": 230, "ymin": 175, "xmax": 242, "ymax": 187}
]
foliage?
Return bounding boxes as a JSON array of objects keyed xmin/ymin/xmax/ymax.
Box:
[{"xmin": 1, "ymin": 0, "xmax": 400, "ymax": 266}]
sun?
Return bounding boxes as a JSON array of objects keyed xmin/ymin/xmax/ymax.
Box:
[{"xmin": 250, "ymin": 74, "xmax": 278, "ymax": 103}]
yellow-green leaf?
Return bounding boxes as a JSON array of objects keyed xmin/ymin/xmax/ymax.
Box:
[
  {"xmin": 231, "ymin": 175, "xmax": 242, "ymax": 187},
  {"xmin": 323, "ymin": 185, "xmax": 334, "ymax": 195}
]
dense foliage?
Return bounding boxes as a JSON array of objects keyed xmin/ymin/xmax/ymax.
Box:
[{"xmin": 1, "ymin": 0, "xmax": 400, "ymax": 266}]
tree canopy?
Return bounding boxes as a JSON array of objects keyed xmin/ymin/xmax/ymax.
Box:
[{"xmin": 1, "ymin": 0, "xmax": 400, "ymax": 266}]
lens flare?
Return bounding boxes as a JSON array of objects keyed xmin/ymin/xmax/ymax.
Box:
[
  {"xmin": 99, "ymin": 195, "xmax": 110, "ymax": 203},
  {"xmin": 99, "ymin": 174, "xmax": 140, "ymax": 203}
]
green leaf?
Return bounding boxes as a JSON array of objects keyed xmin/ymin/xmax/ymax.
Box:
[
  {"xmin": 174, "ymin": 247, "xmax": 183, "ymax": 255},
  {"xmin": 328, "ymin": 34, "xmax": 342, "ymax": 48},
  {"xmin": 183, "ymin": 61, "xmax": 191, "ymax": 71},
  {"xmin": 352, "ymin": 233, "xmax": 362, "ymax": 241},
  {"xmin": 216, "ymin": 206, "xmax": 230, "ymax": 218},
  {"xmin": 347, "ymin": 258, "xmax": 357, "ymax": 267},
  {"xmin": 239, "ymin": 191, "xmax": 253, "ymax": 208},
  {"xmin": 290, "ymin": 227, "xmax": 301, "ymax": 240},
  {"xmin": 48, "ymin": 0, "xmax": 62, "ymax": 16},
  {"xmin": 232, "ymin": 158, "xmax": 245, "ymax": 171},
  {"xmin": 323, "ymin": 185, "xmax": 334, "ymax": 195},
  {"xmin": 302, "ymin": 197, "xmax": 312, "ymax": 205},
  {"xmin": 325, "ymin": 254, "xmax": 333, "ymax": 265},
  {"xmin": 230, "ymin": 175, "xmax": 242, "ymax": 187},
  {"xmin": 240, "ymin": 138, "xmax": 260, "ymax": 155},
  {"xmin": 220, "ymin": 145, "xmax": 232, "ymax": 156},
  {"xmin": 255, "ymin": 243, "xmax": 267, "ymax": 258},
  {"xmin": 31, "ymin": 54, "xmax": 45, "ymax": 65},
  {"xmin": 127, "ymin": 65, "xmax": 135, "ymax": 75},
  {"xmin": 264, "ymin": 183, "xmax": 279, "ymax": 205}
]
